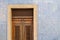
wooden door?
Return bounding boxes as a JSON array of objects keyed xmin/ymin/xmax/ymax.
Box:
[{"xmin": 12, "ymin": 16, "xmax": 33, "ymax": 40}]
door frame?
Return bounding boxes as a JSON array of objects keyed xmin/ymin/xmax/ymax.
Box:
[{"xmin": 8, "ymin": 5, "xmax": 37, "ymax": 40}]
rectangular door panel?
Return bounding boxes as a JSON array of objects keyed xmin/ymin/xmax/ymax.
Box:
[
  {"xmin": 12, "ymin": 18, "xmax": 33, "ymax": 40},
  {"xmin": 15, "ymin": 25, "xmax": 20, "ymax": 40},
  {"xmin": 23, "ymin": 23, "xmax": 33, "ymax": 40}
]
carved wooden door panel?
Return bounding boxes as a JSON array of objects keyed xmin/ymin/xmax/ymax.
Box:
[
  {"xmin": 12, "ymin": 18, "xmax": 23, "ymax": 40},
  {"xmin": 12, "ymin": 17, "xmax": 33, "ymax": 40},
  {"xmin": 23, "ymin": 19, "xmax": 33, "ymax": 40}
]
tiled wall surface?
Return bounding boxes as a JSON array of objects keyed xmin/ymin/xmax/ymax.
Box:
[{"xmin": 0, "ymin": 0, "xmax": 60, "ymax": 40}]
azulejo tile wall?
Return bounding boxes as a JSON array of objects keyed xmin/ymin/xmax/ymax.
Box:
[{"xmin": 0, "ymin": 0, "xmax": 60, "ymax": 40}]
